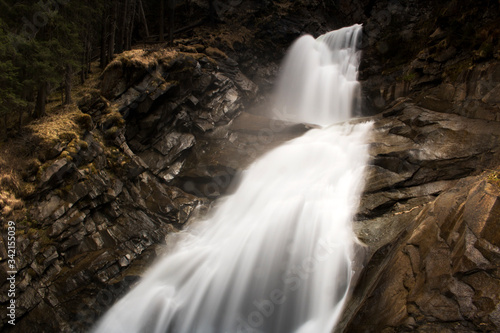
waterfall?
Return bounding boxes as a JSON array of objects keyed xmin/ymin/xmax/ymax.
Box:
[
  {"xmin": 92, "ymin": 24, "xmax": 371, "ymax": 333},
  {"xmin": 273, "ymin": 24, "xmax": 363, "ymax": 125}
]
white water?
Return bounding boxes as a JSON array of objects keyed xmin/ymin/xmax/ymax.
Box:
[
  {"xmin": 92, "ymin": 24, "xmax": 371, "ymax": 333},
  {"xmin": 273, "ymin": 24, "xmax": 362, "ymax": 125}
]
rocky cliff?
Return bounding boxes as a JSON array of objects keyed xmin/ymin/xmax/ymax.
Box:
[
  {"xmin": 0, "ymin": 0, "xmax": 499, "ymax": 332},
  {"xmin": 340, "ymin": 103, "xmax": 500, "ymax": 332}
]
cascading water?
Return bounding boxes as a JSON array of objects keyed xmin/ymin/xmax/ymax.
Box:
[
  {"xmin": 273, "ymin": 24, "xmax": 363, "ymax": 125},
  {"xmin": 92, "ymin": 24, "xmax": 371, "ymax": 333}
]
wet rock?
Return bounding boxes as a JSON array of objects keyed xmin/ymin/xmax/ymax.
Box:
[
  {"xmin": 105, "ymin": 179, "xmax": 124, "ymax": 200},
  {"xmin": 364, "ymin": 165, "xmax": 407, "ymax": 193},
  {"xmin": 482, "ymin": 83, "xmax": 500, "ymax": 105},
  {"xmin": 336, "ymin": 97, "xmax": 500, "ymax": 332},
  {"xmin": 153, "ymin": 132, "xmax": 195, "ymax": 159},
  {"xmin": 193, "ymin": 73, "xmax": 212, "ymax": 94}
]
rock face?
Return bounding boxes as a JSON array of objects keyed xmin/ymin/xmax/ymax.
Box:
[
  {"xmin": 337, "ymin": 102, "xmax": 500, "ymax": 332},
  {"xmin": 335, "ymin": 0, "xmax": 500, "ymax": 330},
  {"xmin": 358, "ymin": 0, "xmax": 500, "ymax": 122},
  {"xmin": 344, "ymin": 175, "xmax": 500, "ymax": 332}
]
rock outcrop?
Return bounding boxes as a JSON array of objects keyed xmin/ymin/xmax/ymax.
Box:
[
  {"xmin": 358, "ymin": 0, "xmax": 500, "ymax": 122},
  {"xmin": 336, "ymin": 101, "xmax": 500, "ymax": 332},
  {"xmin": 0, "ymin": 41, "xmax": 312, "ymax": 332},
  {"xmin": 346, "ymin": 174, "xmax": 500, "ymax": 332}
]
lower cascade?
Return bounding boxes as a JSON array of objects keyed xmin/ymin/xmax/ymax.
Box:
[{"xmin": 93, "ymin": 24, "xmax": 372, "ymax": 333}]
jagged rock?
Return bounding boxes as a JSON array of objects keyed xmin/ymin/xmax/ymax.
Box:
[
  {"xmin": 105, "ymin": 179, "xmax": 124, "ymax": 200},
  {"xmin": 344, "ymin": 176, "xmax": 500, "ymax": 332},
  {"xmin": 358, "ymin": 180, "xmax": 457, "ymax": 218},
  {"xmin": 234, "ymin": 71, "xmax": 259, "ymax": 98},
  {"xmin": 38, "ymin": 158, "xmax": 73, "ymax": 188},
  {"xmin": 65, "ymin": 181, "xmax": 92, "ymax": 205},
  {"xmin": 193, "ymin": 73, "xmax": 212, "ymax": 94},
  {"xmin": 46, "ymin": 142, "xmax": 68, "ymax": 160},
  {"xmin": 100, "ymin": 50, "xmax": 161, "ymax": 99},
  {"xmin": 364, "ymin": 165, "xmax": 407, "ymax": 193},
  {"xmin": 1, "ymin": 46, "xmax": 232, "ymax": 330},
  {"xmin": 158, "ymin": 161, "xmax": 184, "ymax": 182},
  {"xmin": 336, "ymin": 99, "xmax": 500, "ymax": 332},
  {"xmin": 35, "ymin": 195, "xmax": 63, "ymax": 220},
  {"xmin": 153, "ymin": 132, "xmax": 195, "ymax": 158}
]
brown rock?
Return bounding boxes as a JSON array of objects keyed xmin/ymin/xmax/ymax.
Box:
[{"xmin": 345, "ymin": 176, "xmax": 500, "ymax": 332}]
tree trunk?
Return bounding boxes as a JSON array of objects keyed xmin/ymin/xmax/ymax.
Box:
[
  {"xmin": 34, "ymin": 82, "xmax": 48, "ymax": 119},
  {"xmin": 81, "ymin": 54, "xmax": 85, "ymax": 84},
  {"xmin": 168, "ymin": 0, "xmax": 175, "ymax": 45},
  {"xmin": 159, "ymin": 0, "xmax": 164, "ymax": 42},
  {"xmin": 124, "ymin": 2, "xmax": 131, "ymax": 51},
  {"xmin": 81, "ymin": 38, "xmax": 87, "ymax": 84},
  {"xmin": 3, "ymin": 113, "xmax": 7, "ymax": 136},
  {"xmin": 127, "ymin": 0, "xmax": 136, "ymax": 50},
  {"xmin": 87, "ymin": 41, "xmax": 92, "ymax": 75},
  {"xmin": 138, "ymin": 0, "xmax": 149, "ymax": 38},
  {"xmin": 124, "ymin": 0, "xmax": 135, "ymax": 50},
  {"xmin": 100, "ymin": 10, "xmax": 108, "ymax": 69},
  {"xmin": 64, "ymin": 64, "xmax": 72, "ymax": 105},
  {"xmin": 107, "ymin": 1, "xmax": 118, "ymax": 64},
  {"xmin": 117, "ymin": 0, "xmax": 129, "ymax": 53}
]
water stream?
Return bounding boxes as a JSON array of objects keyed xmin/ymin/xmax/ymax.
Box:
[{"xmin": 92, "ymin": 24, "xmax": 371, "ymax": 333}]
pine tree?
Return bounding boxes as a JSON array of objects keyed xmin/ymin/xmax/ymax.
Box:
[
  {"xmin": 0, "ymin": 0, "xmax": 91, "ymax": 120},
  {"xmin": 0, "ymin": 19, "xmax": 27, "ymax": 131}
]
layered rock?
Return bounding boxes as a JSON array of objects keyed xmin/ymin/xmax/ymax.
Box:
[
  {"xmin": 359, "ymin": 0, "xmax": 500, "ymax": 122},
  {"xmin": 337, "ymin": 102, "xmax": 500, "ymax": 332},
  {"xmin": 0, "ymin": 42, "xmax": 312, "ymax": 332},
  {"xmin": 343, "ymin": 174, "xmax": 500, "ymax": 332}
]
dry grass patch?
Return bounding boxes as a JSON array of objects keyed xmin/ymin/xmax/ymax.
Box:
[
  {"xmin": 0, "ymin": 190, "xmax": 23, "ymax": 216},
  {"xmin": 26, "ymin": 105, "xmax": 81, "ymax": 145},
  {"xmin": 0, "ymin": 62, "xmax": 103, "ymax": 210},
  {"xmin": 106, "ymin": 48, "xmax": 179, "ymax": 73}
]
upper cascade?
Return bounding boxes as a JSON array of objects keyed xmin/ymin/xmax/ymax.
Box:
[{"xmin": 273, "ymin": 24, "xmax": 363, "ymax": 126}]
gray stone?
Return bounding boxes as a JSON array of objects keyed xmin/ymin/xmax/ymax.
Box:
[
  {"xmin": 158, "ymin": 161, "xmax": 184, "ymax": 182},
  {"xmin": 106, "ymin": 179, "xmax": 124, "ymax": 199},
  {"xmin": 37, "ymin": 195, "xmax": 63, "ymax": 221},
  {"xmin": 234, "ymin": 71, "xmax": 259, "ymax": 97},
  {"xmin": 39, "ymin": 158, "xmax": 73, "ymax": 187}
]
